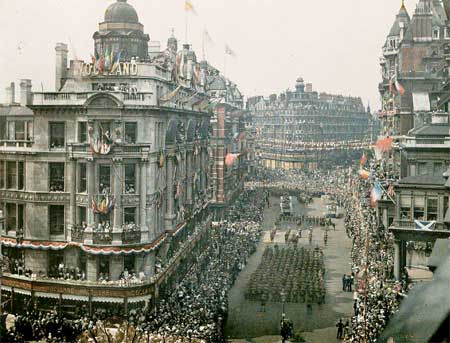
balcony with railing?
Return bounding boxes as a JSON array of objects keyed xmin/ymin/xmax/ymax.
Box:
[
  {"xmin": 32, "ymin": 91, "xmax": 155, "ymax": 107},
  {"xmin": 0, "ymin": 140, "xmax": 33, "ymax": 148},
  {"xmin": 68, "ymin": 142, "xmax": 151, "ymax": 159},
  {"xmin": 69, "ymin": 223, "xmax": 143, "ymax": 245}
]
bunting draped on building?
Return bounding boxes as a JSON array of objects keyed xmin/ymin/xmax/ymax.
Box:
[
  {"xmin": 1, "ymin": 235, "xmax": 168, "ymax": 256},
  {"xmin": 159, "ymin": 85, "xmax": 182, "ymax": 104}
]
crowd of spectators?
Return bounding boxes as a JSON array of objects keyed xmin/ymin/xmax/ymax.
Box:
[
  {"xmin": 3, "ymin": 188, "xmax": 266, "ymax": 342},
  {"xmin": 343, "ymin": 162, "xmax": 406, "ymax": 342}
]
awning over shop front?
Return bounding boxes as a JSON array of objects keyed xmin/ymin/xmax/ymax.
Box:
[{"xmin": 35, "ymin": 291, "xmax": 60, "ymax": 299}]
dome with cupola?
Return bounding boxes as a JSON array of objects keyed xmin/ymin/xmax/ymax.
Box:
[{"xmin": 104, "ymin": 0, "xmax": 139, "ymax": 24}]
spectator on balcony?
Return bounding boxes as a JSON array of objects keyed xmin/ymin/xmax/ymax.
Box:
[{"xmin": 125, "ymin": 183, "xmax": 135, "ymax": 194}]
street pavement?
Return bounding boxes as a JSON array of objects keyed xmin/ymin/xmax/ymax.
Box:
[{"xmin": 226, "ymin": 195, "xmax": 354, "ymax": 342}]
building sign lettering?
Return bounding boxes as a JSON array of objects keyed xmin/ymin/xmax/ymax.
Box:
[{"xmin": 80, "ymin": 61, "xmax": 138, "ymax": 77}]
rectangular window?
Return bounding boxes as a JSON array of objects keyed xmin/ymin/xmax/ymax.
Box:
[
  {"xmin": 124, "ymin": 122, "xmax": 137, "ymax": 143},
  {"xmin": 124, "ymin": 207, "xmax": 136, "ymax": 224},
  {"xmin": 15, "ymin": 121, "xmax": 25, "ymax": 141},
  {"xmin": 427, "ymin": 198, "xmax": 438, "ymax": 221},
  {"xmin": 0, "ymin": 161, "xmax": 4, "ymax": 188},
  {"xmin": 49, "ymin": 122, "xmax": 65, "ymax": 148},
  {"xmin": 77, "ymin": 206, "xmax": 87, "ymax": 226},
  {"xmin": 49, "ymin": 205, "xmax": 65, "ymax": 235},
  {"xmin": 6, "ymin": 161, "xmax": 16, "ymax": 189},
  {"xmin": 417, "ymin": 162, "xmax": 428, "ymax": 176},
  {"xmin": 400, "ymin": 195, "xmax": 411, "ymax": 220},
  {"xmin": 48, "ymin": 251, "xmax": 64, "ymax": 278},
  {"xmin": 98, "ymin": 121, "xmax": 111, "ymax": 139},
  {"xmin": 6, "ymin": 203, "xmax": 16, "ymax": 232},
  {"xmin": 8, "ymin": 122, "xmax": 14, "ymax": 140},
  {"xmin": 124, "ymin": 164, "xmax": 136, "ymax": 194},
  {"xmin": 414, "ymin": 196, "xmax": 425, "ymax": 220},
  {"xmin": 98, "ymin": 255, "xmax": 110, "ymax": 280},
  {"xmin": 433, "ymin": 162, "xmax": 443, "ymax": 176},
  {"xmin": 26, "ymin": 121, "xmax": 33, "ymax": 141},
  {"xmin": 124, "ymin": 255, "xmax": 134, "ymax": 272},
  {"xmin": 18, "ymin": 161, "xmax": 24, "ymax": 190},
  {"xmin": 49, "ymin": 162, "xmax": 65, "ymax": 192},
  {"xmin": 78, "ymin": 163, "xmax": 87, "ymax": 193},
  {"xmin": 78, "ymin": 122, "xmax": 88, "ymax": 143},
  {"xmin": 99, "ymin": 165, "xmax": 111, "ymax": 193},
  {"xmin": 18, "ymin": 204, "xmax": 24, "ymax": 231}
]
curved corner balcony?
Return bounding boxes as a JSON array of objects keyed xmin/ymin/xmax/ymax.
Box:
[{"xmin": 70, "ymin": 224, "xmax": 144, "ymax": 245}]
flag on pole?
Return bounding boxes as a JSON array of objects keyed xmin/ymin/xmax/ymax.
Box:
[
  {"xmin": 204, "ymin": 29, "xmax": 214, "ymax": 45},
  {"xmin": 360, "ymin": 152, "xmax": 367, "ymax": 166},
  {"xmin": 370, "ymin": 182, "xmax": 383, "ymax": 207},
  {"xmin": 395, "ymin": 78, "xmax": 405, "ymax": 96},
  {"xmin": 111, "ymin": 51, "xmax": 122, "ymax": 74},
  {"xmin": 104, "ymin": 47, "xmax": 111, "ymax": 71},
  {"xmin": 185, "ymin": 0, "xmax": 197, "ymax": 14},
  {"xmin": 358, "ymin": 169, "xmax": 371, "ymax": 179},
  {"xmin": 389, "ymin": 75, "xmax": 395, "ymax": 95},
  {"xmin": 225, "ymin": 44, "xmax": 236, "ymax": 57}
]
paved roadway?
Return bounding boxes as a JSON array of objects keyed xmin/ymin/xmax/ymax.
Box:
[{"xmin": 226, "ymin": 196, "xmax": 354, "ymax": 342}]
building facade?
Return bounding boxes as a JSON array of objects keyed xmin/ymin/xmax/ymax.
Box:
[
  {"xmin": 378, "ymin": 0, "xmax": 449, "ymax": 137},
  {"xmin": 0, "ymin": 0, "xmax": 219, "ymax": 312},
  {"xmin": 248, "ymin": 78, "xmax": 371, "ymax": 170},
  {"xmin": 206, "ymin": 69, "xmax": 249, "ymax": 218}
]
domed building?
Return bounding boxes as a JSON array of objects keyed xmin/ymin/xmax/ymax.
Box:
[
  {"xmin": 0, "ymin": 0, "xmax": 220, "ymax": 315},
  {"xmin": 93, "ymin": 0, "xmax": 149, "ymax": 60}
]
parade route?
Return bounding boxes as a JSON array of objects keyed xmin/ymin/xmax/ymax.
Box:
[{"xmin": 226, "ymin": 195, "xmax": 354, "ymax": 342}]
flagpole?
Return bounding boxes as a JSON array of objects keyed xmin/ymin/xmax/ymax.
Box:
[
  {"xmin": 202, "ymin": 30, "xmax": 205, "ymax": 60},
  {"xmin": 185, "ymin": 11, "xmax": 188, "ymax": 43},
  {"xmin": 223, "ymin": 51, "xmax": 227, "ymax": 77}
]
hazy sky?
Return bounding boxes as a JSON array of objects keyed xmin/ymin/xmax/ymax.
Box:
[{"xmin": 0, "ymin": 0, "xmax": 416, "ymax": 110}]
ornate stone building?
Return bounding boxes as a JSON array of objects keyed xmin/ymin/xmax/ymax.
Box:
[
  {"xmin": 248, "ymin": 78, "xmax": 371, "ymax": 170},
  {"xmin": 378, "ymin": 0, "xmax": 449, "ymax": 137},
  {"xmin": 205, "ymin": 67, "xmax": 249, "ymax": 218},
  {"xmin": 0, "ymin": 0, "xmax": 215, "ymax": 312}
]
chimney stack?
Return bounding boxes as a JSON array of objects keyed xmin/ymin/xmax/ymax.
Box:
[
  {"xmin": 55, "ymin": 43, "xmax": 68, "ymax": 91},
  {"xmin": 20, "ymin": 79, "xmax": 32, "ymax": 106},
  {"xmin": 305, "ymin": 83, "xmax": 313, "ymax": 93},
  {"xmin": 5, "ymin": 82, "xmax": 15, "ymax": 105}
]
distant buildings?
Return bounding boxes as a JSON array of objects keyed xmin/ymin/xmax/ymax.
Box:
[
  {"xmin": 247, "ymin": 78, "xmax": 372, "ymax": 170},
  {"xmin": 375, "ymin": 0, "xmax": 450, "ymax": 281},
  {"xmin": 378, "ymin": 0, "xmax": 449, "ymax": 137},
  {"xmin": 0, "ymin": 0, "xmax": 248, "ymax": 314}
]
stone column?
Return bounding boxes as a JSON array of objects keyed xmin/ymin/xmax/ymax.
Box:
[
  {"xmin": 113, "ymin": 158, "xmax": 123, "ymax": 231},
  {"xmin": 394, "ymin": 240, "xmax": 401, "ymax": 280},
  {"xmin": 140, "ymin": 159, "xmax": 148, "ymax": 243},
  {"xmin": 109, "ymin": 255, "xmax": 123, "ymax": 281},
  {"xmin": 67, "ymin": 159, "xmax": 77, "ymax": 241},
  {"xmin": 86, "ymin": 255, "xmax": 97, "ymax": 282},
  {"xmin": 143, "ymin": 251, "xmax": 155, "ymax": 278},
  {"xmin": 382, "ymin": 208, "xmax": 389, "ymax": 229},
  {"xmin": 201, "ymin": 146, "xmax": 207, "ymax": 192},
  {"xmin": 87, "ymin": 159, "xmax": 95, "ymax": 227},
  {"xmin": 135, "ymin": 254, "xmax": 144, "ymax": 275},
  {"xmin": 186, "ymin": 148, "xmax": 193, "ymax": 205},
  {"xmin": 165, "ymin": 151, "xmax": 175, "ymax": 231}
]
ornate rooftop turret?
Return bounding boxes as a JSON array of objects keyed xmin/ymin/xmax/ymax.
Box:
[{"xmin": 93, "ymin": 0, "xmax": 150, "ymax": 61}]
